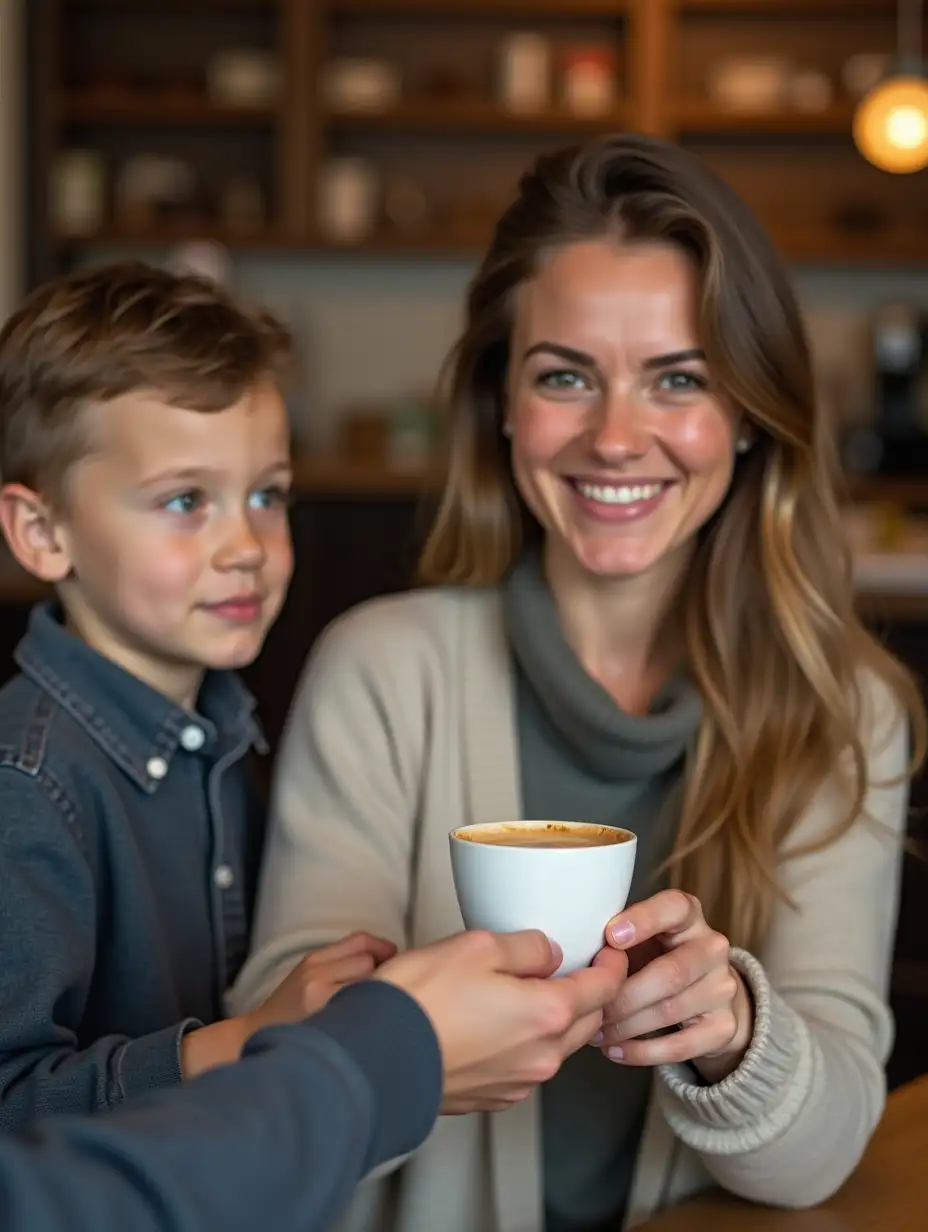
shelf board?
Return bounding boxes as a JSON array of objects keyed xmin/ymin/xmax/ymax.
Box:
[
  {"xmin": 674, "ymin": 100, "xmax": 855, "ymax": 136},
  {"xmin": 55, "ymin": 226, "xmax": 296, "ymax": 251},
  {"xmin": 292, "ymin": 456, "xmax": 442, "ymax": 499},
  {"xmin": 844, "ymin": 476, "xmax": 928, "ymax": 507},
  {"xmin": 56, "ymin": 224, "xmax": 928, "ymax": 266},
  {"xmin": 310, "ymin": 229, "xmax": 488, "ymax": 255},
  {"xmin": 314, "ymin": 227, "xmax": 928, "ymax": 265},
  {"xmin": 676, "ymin": 0, "xmax": 895, "ymax": 13},
  {"xmin": 66, "ymin": 1, "xmax": 274, "ymax": 9},
  {"xmin": 60, "ymin": 94, "xmax": 276, "ymax": 127},
  {"xmin": 776, "ymin": 228, "xmax": 928, "ymax": 264},
  {"xmin": 55, "ymin": 226, "xmax": 485, "ymax": 255},
  {"xmin": 326, "ymin": 98, "xmax": 630, "ymax": 135},
  {"xmin": 330, "ymin": 0, "xmax": 628, "ymax": 15}
]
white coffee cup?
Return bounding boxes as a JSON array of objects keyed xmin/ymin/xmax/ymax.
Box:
[{"xmin": 449, "ymin": 820, "xmax": 637, "ymax": 975}]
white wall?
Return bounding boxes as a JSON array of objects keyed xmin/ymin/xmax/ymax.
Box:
[{"xmin": 228, "ymin": 255, "xmax": 928, "ymax": 446}]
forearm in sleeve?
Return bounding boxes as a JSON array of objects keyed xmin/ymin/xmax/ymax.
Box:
[{"xmin": 0, "ymin": 981, "xmax": 441, "ymax": 1232}]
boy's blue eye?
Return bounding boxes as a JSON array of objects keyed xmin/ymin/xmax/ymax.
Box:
[
  {"xmin": 163, "ymin": 491, "xmax": 203, "ymax": 515},
  {"xmin": 249, "ymin": 486, "xmax": 290, "ymax": 511}
]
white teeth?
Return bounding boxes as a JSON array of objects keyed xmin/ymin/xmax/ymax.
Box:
[{"xmin": 574, "ymin": 482, "xmax": 665, "ymax": 505}]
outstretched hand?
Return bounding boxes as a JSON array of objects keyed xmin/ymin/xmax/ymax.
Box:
[{"xmin": 376, "ymin": 929, "xmax": 629, "ymax": 1114}]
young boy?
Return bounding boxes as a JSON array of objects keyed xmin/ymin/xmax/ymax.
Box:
[{"xmin": 0, "ymin": 260, "xmax": 394, "ymax": 1128}]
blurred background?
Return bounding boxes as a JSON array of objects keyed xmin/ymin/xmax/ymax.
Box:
[{"xmin": 1, "ymin": 0, "xmax": 927, "ymax": 1085}]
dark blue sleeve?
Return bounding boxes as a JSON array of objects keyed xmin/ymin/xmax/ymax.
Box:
[
  {"xmin": 0, "ymin": 980, "xmax": 441, "ymax": 1232},
  {"xmin": 0, "ymin": 770, "xmax": 193, "ymax": 1127}
]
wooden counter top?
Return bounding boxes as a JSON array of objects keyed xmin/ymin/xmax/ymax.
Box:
[
  {"xmin": 637, "ymin": 1074, "xmax": 928, "ymax": 1232},
  {"xmin": 290, "ymin": 456, "xmax": 443, "ymax": 498}
]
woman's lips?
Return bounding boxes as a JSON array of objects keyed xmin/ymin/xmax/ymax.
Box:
[{"xmin": 566, "ymin": 478, "xmax": 674, "ymax": 522}]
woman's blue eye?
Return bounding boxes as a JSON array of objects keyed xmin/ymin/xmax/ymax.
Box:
[
  {"xmin": 658, "ymin": 370, "xmax": 707, "ymax": 392},
  {"xmin": 538, "ymin": 369, "xmax": 588, "ymax": 391},
  {"xmin": 163, "ymin": 491, "xmax": 203, "ymax": 515}
]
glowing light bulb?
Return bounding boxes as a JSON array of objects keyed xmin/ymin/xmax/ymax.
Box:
[
  {"xmin": 885, "ymin": 104, "xmax": 927, "ymax": 148},
  {"xmin": 853, "ymin": 75, "xmax": 928, "ymax": 172}
]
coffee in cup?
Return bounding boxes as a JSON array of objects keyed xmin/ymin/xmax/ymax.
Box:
[
  {"xmin": 449, "ymin": 820, "xmax": 637, "ymax": 975},
  {"xmin": 454, "ymin": 821, "xmax": 631, "ymax": 849}
]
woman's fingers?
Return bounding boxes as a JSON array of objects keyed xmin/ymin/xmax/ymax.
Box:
[
  {"xmin": 605, "ymin": 890, "xmax": 704, "ymax": 951},
  {"xmin": 597, "ymin": 966, "xmax": 740, "ymax": 1045},
  {"xmin": 604, "ymin": 1009, "xmax": 740, "ymax": 1067},
  {"xmin": 599, "ymin": 934, "xmax": 730, "ymax": 1025}
]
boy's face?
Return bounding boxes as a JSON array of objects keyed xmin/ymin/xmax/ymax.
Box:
[{"xmin": 53, "ymin": 381, "xmax": 293, "ymax": 705}]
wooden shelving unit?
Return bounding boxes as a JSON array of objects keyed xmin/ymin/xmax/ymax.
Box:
[
  {"xmin": 325, "ymin": 99, "xmax": 632, "ymax": 136},
  {"xmin": 778, "ymin": 228, "xmax": 928, "ymax": 264},
  {"xmin": 55, "ymin": 226, "xmax": 294, "ymax": 253},
  {"xmin": 65, "ymin": 0, "xmax": 276, "ymax": 8},
  {"xmin": 676, "ymin": 0, "xmax": 894, "ymax": 12},
  {"xmin": 29, "ymin": 0, "xmax": 928, "ymax": 278},
  {"xmin": 55, "ymin": 224, "xmax": 925, "ymax": 269},
  {"xmin": 672, "ymin": 100, "xmax": 857, "ymax": 134},
  {"xmin": 675, "ymin": 1, "xmax": 892, "ymax": 11},
  {"xmin": 60, "ymin": 95, "xmax": 276, "ymax": 128},
  {"xmin": 329, "ymin": 0, "xmax": 629, "ymax": 14}
]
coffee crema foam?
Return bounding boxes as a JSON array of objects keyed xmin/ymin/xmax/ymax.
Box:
[{"xmin": 455, "ymin": 822, "xmax": 632, "ymax": 849}]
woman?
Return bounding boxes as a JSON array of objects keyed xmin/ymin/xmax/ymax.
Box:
[{"xmin": 229, "ymin": 134, "xmax": 924, "ymax": 1232}]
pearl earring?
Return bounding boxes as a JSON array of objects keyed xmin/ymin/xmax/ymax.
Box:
[
  {"xmin": 502, "ymin": 423, "xmax": 513, "ymax": 438},
  {"xmin": 735, "ymin": 437, "xmax": 750, "ymax": 454}
]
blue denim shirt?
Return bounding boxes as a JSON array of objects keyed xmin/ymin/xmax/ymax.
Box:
[{"xmin": 0, "ymin": 602, "xmax": 268, "ymax": 1128}]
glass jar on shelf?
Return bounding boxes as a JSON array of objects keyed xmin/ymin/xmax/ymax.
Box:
[{"xmin": 561, "ymin": 46, "xmax": 618, "ymax": 117}]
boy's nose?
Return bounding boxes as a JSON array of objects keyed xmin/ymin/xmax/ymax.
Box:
[{"xmin": 215, "ymin": 517, "xmax": 267, "ymax": 571}]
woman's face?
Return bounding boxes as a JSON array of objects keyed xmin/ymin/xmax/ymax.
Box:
[{"xmin": 506, "ymin": 237, "xmax": 740, "ymax": 583}]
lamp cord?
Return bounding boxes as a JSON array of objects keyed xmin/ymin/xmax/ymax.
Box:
[{"xmin": 898, "ymin": 0, "xmax": 924, "ymax": 61}]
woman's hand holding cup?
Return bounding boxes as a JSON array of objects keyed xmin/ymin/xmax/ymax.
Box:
[{"xmin": 592, "ymin": 889, "xmax": 754, "ymax": 1081}]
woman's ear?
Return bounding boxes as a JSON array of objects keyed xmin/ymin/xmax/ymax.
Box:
[{"xmin": 734, "ymin": 422, "xmax": 755, "ymax": 455}]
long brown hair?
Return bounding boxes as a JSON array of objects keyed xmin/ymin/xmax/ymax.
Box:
[{"xmin": 419, "ymin": 134, "xmax": 925, "ymax": 951}]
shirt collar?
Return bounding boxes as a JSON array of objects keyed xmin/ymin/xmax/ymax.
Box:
[{"xmin": 15, "ymin": 602, "xmax": 267, "ymax": 793}]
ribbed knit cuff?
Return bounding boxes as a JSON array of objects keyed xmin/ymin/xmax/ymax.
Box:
[{"xmin": 654, "ymin": 948, "xmax": 815, "ymax": 1155}]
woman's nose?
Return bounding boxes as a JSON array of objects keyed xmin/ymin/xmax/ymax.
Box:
[{"xmin": 588, "ymin": 390, "xmax": 650, "ymax": 463}]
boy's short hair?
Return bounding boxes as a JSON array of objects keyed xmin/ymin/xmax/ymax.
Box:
[{"xmin": 0, "ymin": 259, "xmax": 294, "ymax": 502}]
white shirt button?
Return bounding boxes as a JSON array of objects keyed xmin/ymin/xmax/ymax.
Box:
[
  {"xmin": 180, "ymin": 725, "xmax": 206, "ymax": 752},
  {"xmin": 146, "ymin": 756, "xmax": 168, "ymax": 781},
  {"xmin": 214, "ymin": 864, "xmax": 235, "ymax": 890}
]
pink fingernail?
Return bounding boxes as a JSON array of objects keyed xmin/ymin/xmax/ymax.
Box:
[
  {"xmin": 609, "ymin": 920, "xmax": 635, "ymax": 945},
  {"xmin": 607, "ymin": 1046, "xmax": 625, "ymax": 1061},
  {"xmin": 589, "ymin": 1031, "xmax": 604, "ymax": 1046}
]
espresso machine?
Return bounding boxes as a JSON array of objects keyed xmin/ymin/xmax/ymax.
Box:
[{"xmin": 847, "ymin": 301, "xmax": 928, "ymax": 476}]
